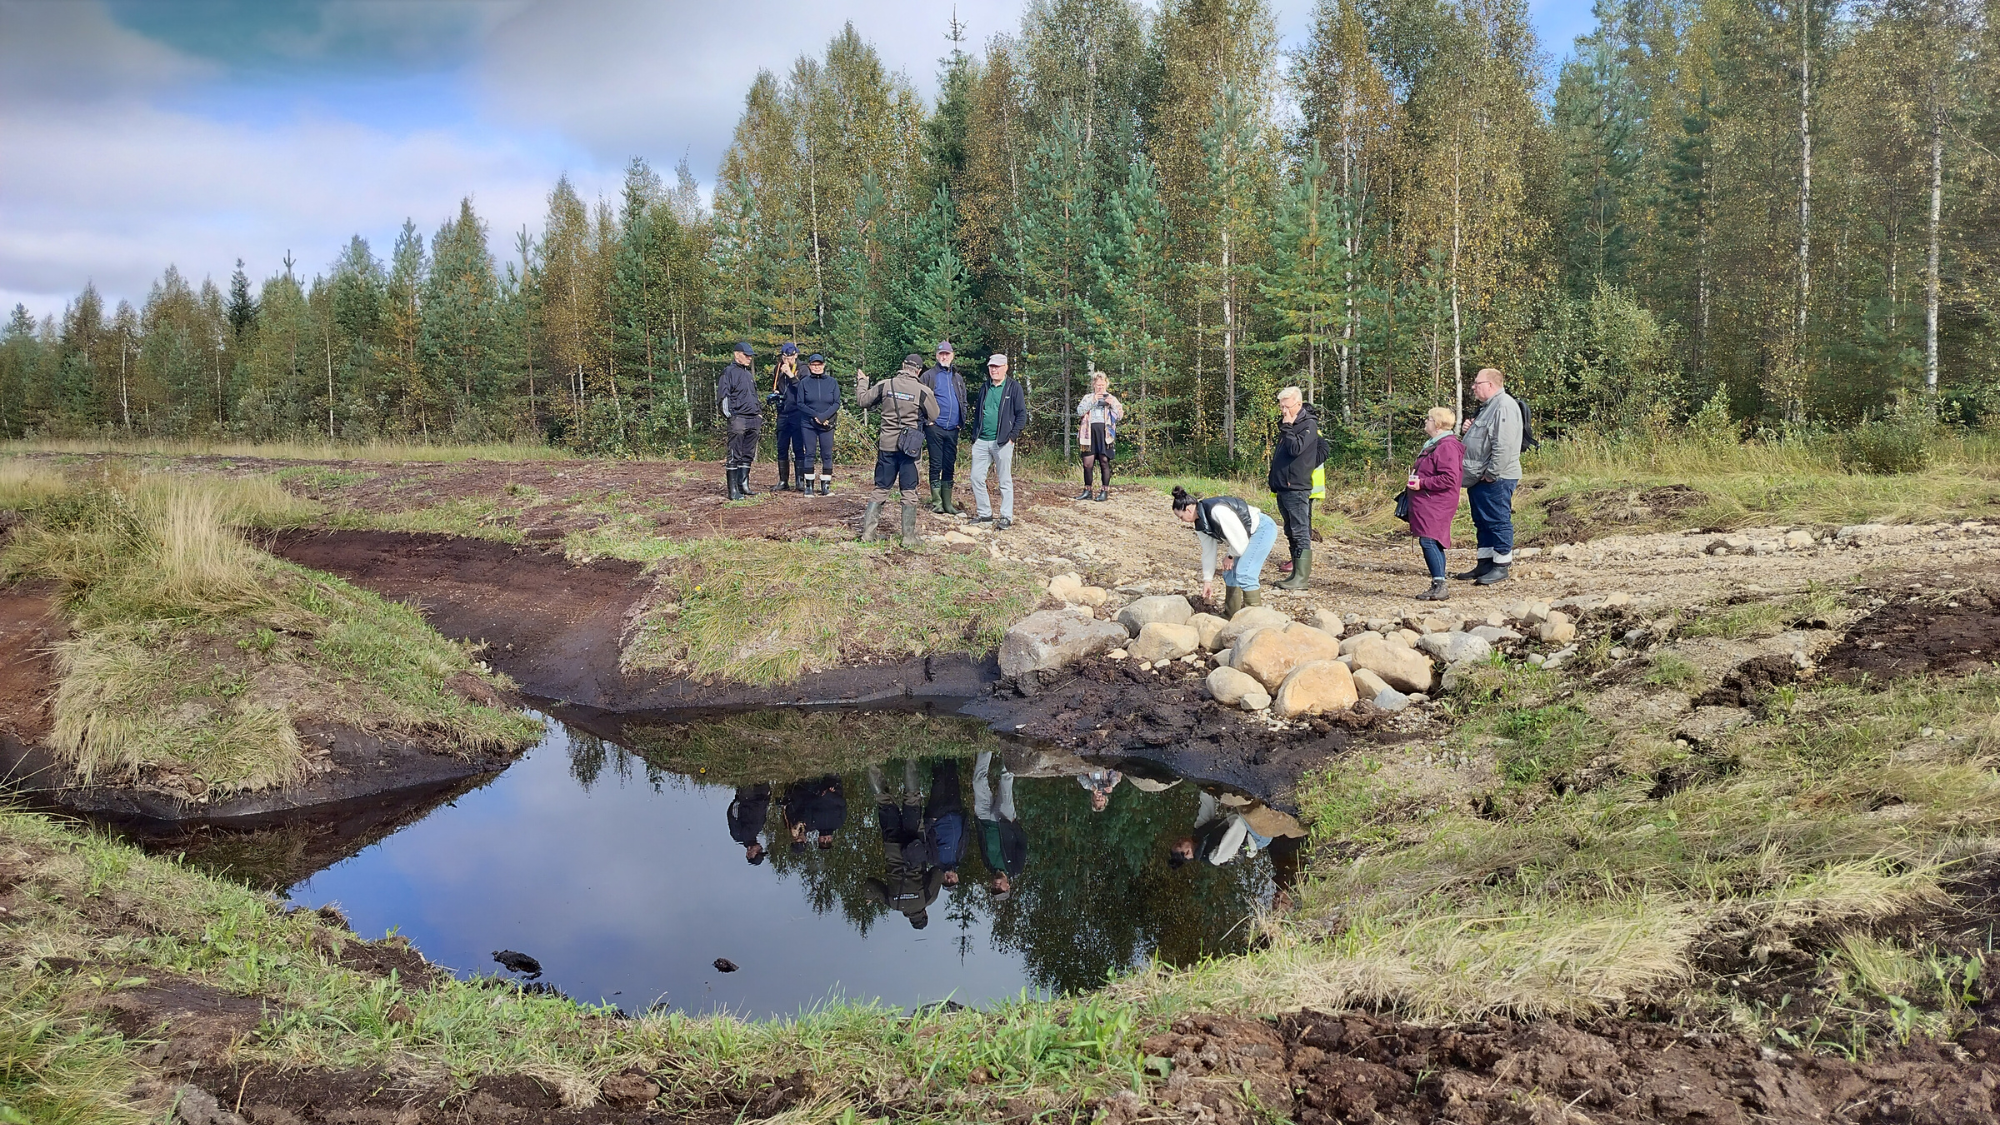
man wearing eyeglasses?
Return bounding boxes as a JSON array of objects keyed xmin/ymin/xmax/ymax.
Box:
[{"xmin": 1456, "ymin": 367, "xmax": 1523, "ymax": 585}]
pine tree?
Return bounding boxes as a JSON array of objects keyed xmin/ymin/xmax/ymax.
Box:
[
  {"xmin": 1258, "ymin": 144, "xmax": 1350, "ymax": 412},
  {"xmin": 1087, "ymin": 152, "xmax": 1178, "ymax": 464}
]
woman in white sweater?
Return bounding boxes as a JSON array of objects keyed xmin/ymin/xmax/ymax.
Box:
[{"xmin": 1170, "ymin": 486, "xmax": 1277, "ymax": 618}]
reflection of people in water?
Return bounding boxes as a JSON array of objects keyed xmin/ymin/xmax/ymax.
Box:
[
  {"xmin": 1169, "ymin": 789, "xmax": 1305, "ymax": 868},
  {"xmin": 782, "ymin": 774, "xmax": 847, "ymax": 853},
  {"xmin": 973, "ymin": 751, "xmax": 1027, "ymax": 900},
  {"xmin": 863, "ymin": 761, "xmax": 946, "ymax": 929},
  {"xmin": 1268, "ymin": 834, "xmax": 1305, "ymax": 913},
  {"xmin": 1076, "ymin": 768, "xmax": 1122, "ymax": 812},
  {"xmin": 926, "ymin": 759, "xmax": 965, "ymax": 886},
  {"xmin": 727, "ymin": 783, "xmax": 771, "ymax": 865}
]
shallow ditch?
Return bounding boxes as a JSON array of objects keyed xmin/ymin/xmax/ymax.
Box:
[{"xmin": 105, "ymin": 708, "xmax": 1302, "ymax": 1019}]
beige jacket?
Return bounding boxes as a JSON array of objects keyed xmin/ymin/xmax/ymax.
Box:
[{"xmin": 855, "ymin": 367, "xmax": 940, "ymax": 452}]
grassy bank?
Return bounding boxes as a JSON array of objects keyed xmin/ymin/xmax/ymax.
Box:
[
  {"xmin": 0, "ymin": 467, "xmax": 537, "ymax": 795},
  {"xmin": 0, "ymin": 808, "xmax": 1155, "ymax": 1123},
  {"xmin": 2, "ymin": 437, "xmax": 567, "ymax": 463}
]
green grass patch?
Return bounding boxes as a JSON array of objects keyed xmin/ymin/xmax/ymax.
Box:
[
  {"xmin": 1680, "ymin": 588, "xmax": 1846, "ymax": 640},
  {"xmin": 2, "ymin": 471, "xmax": 538, "ymax": 795},
  {"xmin": 319, "ymin": 497, "xmax": 523, "ymax": 542},
  {"xmin": 626, "ymin": 537, "xmax": 1039, "ymax": 685}
]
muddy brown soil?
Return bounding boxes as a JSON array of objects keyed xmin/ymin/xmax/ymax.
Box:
[
  {"xmin": 968, "ymin": 658, "xmax": 1398, "ymax": 811},
  {"xmin": 263, "ymin": 528, "xmax": 996, "ymax": 709},
  {"xmin": 0, "ymin": 581, "xmax": 60, "ymax": 758},
  {"xmin": 1128, "ymin": 1009, "xmax": 2000, "ymax": 1125},
  {"xmin": 1525, "ymin": 482, "xmax": 1713, "ymax": 546},
  {"xmin": 1821, "ymin": 570, "xmax": 2000, "ymax": 681}
]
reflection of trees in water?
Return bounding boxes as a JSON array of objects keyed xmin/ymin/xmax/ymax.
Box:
[{"xmin": 560, "ymin": 716, "xmax": 1275, "ymax": 995}]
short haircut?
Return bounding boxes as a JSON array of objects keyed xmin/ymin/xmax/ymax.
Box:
[
  {"xmin": 1427, "ymin": 406, "xmax": 1456, "ymax": 430},
  {"xmin": 1277, "ymin": 386, "xmax": 1302, "ymax": 403},
  {"xmin": 1476, "ymin": 367, "xmax": 1504, "ymax": 385}
]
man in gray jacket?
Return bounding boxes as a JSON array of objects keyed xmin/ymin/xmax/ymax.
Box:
[
  {"xmin": 855, "ymin": 353, "xmax": 940, "ymax": 547},
  {"xmin": 1457, "ymin": 367, "xmax": 1523, "ymax": 585}
]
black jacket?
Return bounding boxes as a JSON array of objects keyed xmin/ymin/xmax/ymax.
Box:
[
  {"xmin": 773, "ymin": 368, "xmax": 805, "ymax": 417},
  {"xmin": 1269, "ymin": 404, "xmax": 1329, "ymax": 492},
  {"xmin": 965, "ymin": 375, "xmax": 1028, "ymax": 447},
  {"xmin": 783, "ymin": 775, "xmax": 847, "ymax": 836},
  {"xmin": 920, "ymin": 365, "xmax": 968, "ymax": 431},
  {"xmin": 727, "ymin": 784, "xmax": 771, "ymax": 848},
  {"xmin": 865, "ymin": 840, "xmax": 946, "ymax": 921},
  {"xmin": 798, "ymin": 371, "xmax": 842, "ymax": 428},
  {"xmin": 717, "ymin": 362, "xmax": 760, "ymax": 418}
]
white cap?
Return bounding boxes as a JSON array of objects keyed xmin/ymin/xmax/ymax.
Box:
[{"xmin": 986, "ymin": 353, "xmax": 1008, "ymax": 367}]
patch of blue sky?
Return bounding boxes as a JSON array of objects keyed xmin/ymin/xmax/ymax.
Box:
[{"xmin": 102, "ymin": 0, "xmax": 496, "ymax": 76}]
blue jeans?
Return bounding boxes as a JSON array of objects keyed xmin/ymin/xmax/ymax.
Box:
[
  {"xmin": 1224, "ymin": 515, "xmax": 1280, "ymax": 592},
  {"xmin": 1420, "ymin": 537, "xmax": 1447, "ymax": 579},
  {"xmin": 1468, "ymin": 479, "xmax": 1518, "ymax": 562}
]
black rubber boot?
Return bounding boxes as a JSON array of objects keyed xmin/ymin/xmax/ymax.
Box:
[
  {"xmin": 1274, "ymin": 548, "xmax": 1312, "ymax": 591},
  {"xmin": 1454, "ymin": 559, "xmax": 1494, "ymax": 581},
  {"xmin": 1476, "ymin": 563, "xmax": 1512, "ymax": 586},
  {"xmin": 1223, "ymin": 586, "xmax": 1244, "ymax": 619},
  {"xmin": 1415, "ymin": 579, "xmax": 1449, "ymax": 601},
  {"xmin": 738, "ymin": 468, "xmax": 757, "ymax": 498},
  {"xmin": 900, "ymin": 502, "xmax": 920, "ymax": 549},
  {"xmin": 818, "ymin": 476, "xmax": 830, "ymax": 496},
  {"xmin": 860, "ymin": 499, "xmax": 884, "ymax": 541},
  {"xmin": 1094, "ymin": 489, "xmax": 1107, "ymax": 502},
  {"xmin": 726, "ymin": 467, "xmax": 743, "ymax": 500},
  {"xmin": 778, "ymin": 465, "xmax": 791, "ymax": 491}
]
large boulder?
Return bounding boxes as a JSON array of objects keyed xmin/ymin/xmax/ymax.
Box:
[
  {"xmin": 1349, "ymin": 635, "xmax": 1436, "ymax": 694},
  {"xmin": 1272, "ymin": 659, "xmax": 1358, "ymax": 718},
  {"xmin": 1337, "ymin": 630, "xmax": 1384, "ymax": 656},
  {"xmin": 1235, "ymin": 624, "xmax": 1345, "ymax": 691},
  {"xmin": 999, "ymin": 610, "xmax": 1131, "ymax": 677},
  {"xmin": 1116, "ymin": 595, "xmax": 1194, "ymax": 637},
  {"xmin": 1129, "ymin": 621, "xmax": 1200, "ymax": 664},
  {"xmin": 1206, "ymin": 665, "xmax": 1264, "ymax": 707},
  {"xmin": 1417, "ymin": 631, "xmax": 1492, "ymax": 666},
  {"xmin": 1214, "ymin": 605, "xmax": 1290, "ymax": 649},
  {"xmin": 1187, "ymin": 612, "xmax": 1230, "ymax": 651}
]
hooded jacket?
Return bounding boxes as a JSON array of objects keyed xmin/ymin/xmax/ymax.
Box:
[{"xmin": 1269, "ymin": 403, "xmax": 1330, "ymax": 492}]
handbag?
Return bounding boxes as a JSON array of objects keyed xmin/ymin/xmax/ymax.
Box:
[
  {"xmin": 897, "ymin": 427, "xmax": 924, "ymax": 458},
  {"xmin": 1393, "ymin": 489, "xmax": 1412, "ymax": 522}
]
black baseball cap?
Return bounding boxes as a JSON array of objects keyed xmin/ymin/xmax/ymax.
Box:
[
  {"xmin": 780, "ymin": 341, "xmax": 799, "ymax": 355},
  {"xmin": 733, "ymin": 341, "xmax": 753, "ymax": 355},
  {"xmin": 806, "ymin": 353, "xmax": 826, "ymax": 364}
]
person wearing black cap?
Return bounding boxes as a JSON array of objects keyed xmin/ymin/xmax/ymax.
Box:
[
  {"xmin": 770, "ymin": 343, "xmax": 804, "ymax": 491},
  {"xmin": 854, "ymin": 354, "xmax": 939, "ymax": 547},
  {"xmin": 782, "ymin": 774, "xmax": 847, "ymax": 851},
  {"xmin": 726, "ymin": 783, "xmax": 771, "ymax": 866},
  {"xmin": 797, "ymin": 353, "xmax": 841, "ymax": 494},
  {"xmin": 920, "ymin": 341, "xmax": 967, "ymax": 515},
  {"xmin": 717, "ymin": 342, "xmax": 761, "ymax": 499}
]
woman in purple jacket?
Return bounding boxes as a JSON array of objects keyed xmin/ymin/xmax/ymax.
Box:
[{"xmin": 1408, "ymin": 407, "xmax": 1465, "ymax": 601}]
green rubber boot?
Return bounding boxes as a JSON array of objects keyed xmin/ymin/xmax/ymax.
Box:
[
  {"xmin": 1243, "ymin": 589, "xmax": 1263, "ymax": 608},
  {"xmin": 1274, "ymin": 548, "xmax": 1312, "ymax": 591},
  {"xmin": 860, "ymin": 499, "xmax": 884, "ymax": 541},
  {"xmin": 928, "ymin": 485, "xmax": 945, "ymax": 514},
  {"xmin": 900, "ymin": 502, "xmax": 920, "ymax": 548},
  {"xmin": 1223, "ymin": 585, "xmax": 1245, "ymax": 619},
  {"xmin": 940, "ymin": 484, "xmax": 959, "ymax": 515}
]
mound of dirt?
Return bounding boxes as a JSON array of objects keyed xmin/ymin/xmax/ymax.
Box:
[
  {"xmin": 1694, "ymin": 653, "xmax": 1801, "ymax": 709},
  {"xmin": 1528, "ymin": 484, "xmax": 1710, "ymax": 546},
  {"xmin": 969, "ymin": 658, "xmax": 1382, "ymax": 810},
  {"xmin": 1122, "ymin": 1009, "xmax": 2000, "ymax": 1125},
  {"xmin": 1821, "ymin": 578, "xmax": 2000, "ymax": 681}
]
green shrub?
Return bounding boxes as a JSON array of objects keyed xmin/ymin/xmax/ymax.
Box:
[{"xmin": 1839, "ymin": 412, "xmax": 1934, "ymax": 474}]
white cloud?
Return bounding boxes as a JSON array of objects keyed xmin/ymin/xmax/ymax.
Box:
[
  {"xmin": 473, "ymin": 0, "xmax": 1025, "ymax": 172},
  {"xmin": 0, "ymin": 0, "xmax": 213, "ymax": 103}
]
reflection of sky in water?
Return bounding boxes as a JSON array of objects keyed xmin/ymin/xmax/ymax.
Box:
[{"xmin": 285, "ymin": 717, "xmax": 1270, "ymax": 1018}]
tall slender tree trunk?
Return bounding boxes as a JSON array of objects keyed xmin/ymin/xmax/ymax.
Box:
[
  {"xmin": 119, "ymin": 342, "xmax": 130, "ymax": 429},
  {"xmin": 1222, "ymin": 227, "xmax": 1236, "ymax": 459},
  {"xmin": 1450, "ymin": 141, "xmax": 1465, "ymax": 427},
  {"xmin": 1925, "ymin": 99, "xmax": 1943, "ymax": 397},
  {"xmin": 1794, "ymin": 0, "xmax": 1813, "ymax": 420},
  {"xmin": 325, "ymin": 334, "xmax": 335, "ymax": 439}
]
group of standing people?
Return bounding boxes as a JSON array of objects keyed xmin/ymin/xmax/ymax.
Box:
[{"xmin": 716, "ymin": 340, "xmax": 1029, "ymax": 549}]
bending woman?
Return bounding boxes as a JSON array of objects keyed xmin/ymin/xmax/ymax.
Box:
[{"xmin": 1171, "ymin": 485, "xmax": 1277, "ymax": 619}]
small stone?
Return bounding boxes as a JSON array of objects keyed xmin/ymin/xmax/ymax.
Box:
[
  {"xmin": 1139, "ymin": 661, "xmax": 1154, "ymax": 671},
  {"xmin": 1373, "ymin": 688, "xmax": 1411, "ymax": 712},
  {"xmin": 1366, "ymin": 617, "xmax": 1397, "ymax": 634},
  {"xmin": 1116, "ymin": 595, "xmax": 1195, "ymax": 636},
  {"xmin": 1417, "ymin": 631, "xmax": 1492, "ymax": 665},
  {"xmin": 1394, "ymin": 628, "xmax": 1422, "ymax": 648},
  {"xmin": 1129, "ymin": 621, "xmax": 1201, "ymax": 664},
  {"xmin": 1348, "ymin": 635, "xmax": 1437, "ymax": 694},
  {"xmin": 1528, "ymin": 653, "xmax": 1546, "ymax": 665},
  {"xmin": 1538, "ymin": 619, "xmax": 1577, "ymax": 644},
  {"xmin": 1241, "ymin": 689, "xmax": 1271, "ymax": 711},
  {"xmin": 1351, "ymin": 667, "xmax": 1391, "ymax": 699},
  {"xmin": 1107, "ymin": 649, "xmax": 1127, "ymax": 660},
  {"xmin": 1470, "ymin": 625, "xmax": 1520, "ymax": 644},
  {"xmin": 1311, "ymin": 608, "xmax": 1346, "ymax": 638},
  {"xmin": 1206, "ymin": 665, "xmax": 1264, "ymax": 706},
  {"xmin": 1408, "ymin": 693, "xmax": 1428, "ymax": 704},
  {"xmin": 1609, "ymin": 646, "xmax": 1628, "ymax": 659}
]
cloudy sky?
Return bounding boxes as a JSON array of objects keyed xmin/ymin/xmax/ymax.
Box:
[{"xmin": 0, "ymin": 0, "xmax": 1598, "ymax": 322}]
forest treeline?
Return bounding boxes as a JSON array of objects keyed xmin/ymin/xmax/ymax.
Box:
[{"xmin": 2, "ymin": 0, "xmax": 1995, "ymax": 467}]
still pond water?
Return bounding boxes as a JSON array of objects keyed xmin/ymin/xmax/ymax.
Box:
[{"xmin": 184, "ymin": 711, "xmax": 1295, "ymax": 1018}]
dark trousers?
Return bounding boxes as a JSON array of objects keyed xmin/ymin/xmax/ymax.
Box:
[
  {"xmin": 873, "ymin": 449, "xmax": 918, "ymax": 492},
  {"xmin": 726, "ymin": 414, "xmax": 761, "ymax": 469},
  {"xmin": 1419, "ymin": 537, "xmax": 1447, "ymax": 579},
  {"xmin": 1275, "ymin": 489, "xmax": 1314, "ymax": 560},
  {"xmin": 803, "ymin": 425, "xmax": 835, "ymax": 475},
  {"xmin": 776, "ymin": 411, "xmax": 804, "ymax": 476},
  {"xmin": 1468, "ymin": 479, "xmax": 1518, "ymax": 561},
  {"xmin": 925, "ymin": 425, "xmax": 959, "ymax": 487},
  {"xmin": 877, "ymin": 800, "xmax": 923, "ymax": 844}
]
